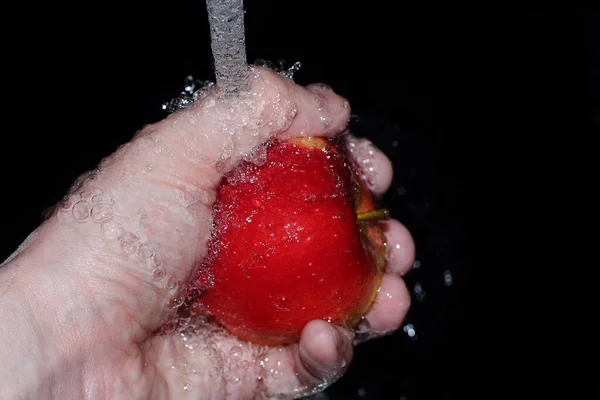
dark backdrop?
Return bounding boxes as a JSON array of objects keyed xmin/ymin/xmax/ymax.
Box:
[{"xmin": 1, "ymin": 4, "xmax": 594, "ymax": 399}]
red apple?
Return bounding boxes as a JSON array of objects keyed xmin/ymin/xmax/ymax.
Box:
[{"xmin": 189, "ymin": 136, "xmax": 388, "ymax": 345}]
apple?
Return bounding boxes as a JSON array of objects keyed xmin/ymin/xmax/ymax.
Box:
[{"xmin": 188, "ymin": 136, "xmax": 388, "ymax": 345}]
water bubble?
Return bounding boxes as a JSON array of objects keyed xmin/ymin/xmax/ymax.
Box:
[
  {"xmin": 333, "ymin": 290, "xmax": 344, "ymax": 302},
  {"xmin": 72, "ymin": 201, "xmax": 91, "ymax": 221},
  {"xmin": 397, "ymin": 186, "xmax": 407, "ymax": 196},
  {"xmin": 120, "ymin": 233, "xmax": 140, "ymax": 255},
  {"xmin": 230, "ymin": 344, "xmax": 243, "ymax": 358},
  {"xmin": 60, "ymin": 196, "xmax": 75, "ymax": 211},
  {"xmin": 80, "ymin": 190, "xmax": 96, "ymax": 199},
  {"xmin": 91, "ymin": 194, "xmax": 105, "ymax": 203},
  {"xmin": 358, "ymin": 388, "xmax": 367, "ymax": 397},
  {"xmin": 137, "ymin": 243, "xmax": 155, "ymax": 259},
  {"xmin": 152, "ymin": 267, "xmax": 166, "ymax": 281},
  {"xmin": 165, "ymin": 276, "xmax": 177, "ymax": 291},
  {"xmin": 412, "ymin": 260, "xmax": 421, "ymax": 269},
  {"xmin": 413, "ymin": 282, "xmax": 426, "ymax": 302},
  {"xmin": 443, "ymin": 270, "xmax": 453, "ymax": 286},
  {"xmin": 101, "ymin": 219, "xmax": 125, "ymax": 240},
  {"xmin": 169, "ymin": 281, "xmax": 186, "ymax": 308},
  {"xmin": 91, "ymin": 203, "xmax": 114, "ymax": 221},
  {"xmin": 240, "ymin": 360, "xmax": 250, "ymax": 370},
  {"xmin": 151, "ymin": 253, "xmax": 162, "ymax": 267}
]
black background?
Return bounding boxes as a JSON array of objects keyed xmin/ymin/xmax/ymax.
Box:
[{"xmin": 1, "ymin": 4, "xmax": 595, "ymax": 399}]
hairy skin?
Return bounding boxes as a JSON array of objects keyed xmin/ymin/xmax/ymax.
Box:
[{"xmin": 0, "ymin": 66, "xmax": 414, "ymax": 399}]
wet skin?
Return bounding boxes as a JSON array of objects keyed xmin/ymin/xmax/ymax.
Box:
[{"xmin": 0, "ymin": 66, "xmax": 415, "ymax": 399}]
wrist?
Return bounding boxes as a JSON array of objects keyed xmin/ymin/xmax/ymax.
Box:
[{"xmin": 0, "ymin": 230, "xmax": 90, "ymax": 398}]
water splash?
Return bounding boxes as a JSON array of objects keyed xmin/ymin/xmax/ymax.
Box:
[{"xmin": 162, "ymin": 76, "xmax": 215, "ymax": 113}]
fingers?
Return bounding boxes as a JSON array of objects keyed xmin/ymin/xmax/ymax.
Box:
[
  {"xmin": 258, "ymin": 320, "xmax": 355, "ymax": 398},
  {"xmin": 354, "ymin": 273, "xmax": 411, "ymax": 345},
  {"xmin": 283, "ymin": 83, "xmax": 351, "ymax": 137},
  {"xmin": 297, "ymin": 320, "xmax": 354, "ymax": 383},
  {"xmin": 345, "ymin": 135, "xmax": 394, "ymax": 196},
  {"xmin": 382, "ymin": 219, "xmax": 416, "ymax": 276}
]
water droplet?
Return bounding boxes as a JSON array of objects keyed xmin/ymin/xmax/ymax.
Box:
[
  {"xmin": 443, "ymin": 270, "xmax": 453, "ymax": 286},
  {"xmin": 137, "ymin": 243, "xmax": 155, "ymax": 259},
  {"xmin": 270, "ymin": 367, "xmax": 282, "ymax": 379},
  {"xmin": 169, "ymin": 279, "xmax": 186, "ymax": 305},
  {"xmin": 91, "ymin": 203, "xmax": 114, "ymax": 221},
  {"xmin": 403, "ymin": 323, "xmax": 417, "ymax": 338},
  {"xmin": 72, "ymin": 201, "xmax": 90, "ymax": 221},
  {"xmin": 101, "ymin": 219, "xmax": 125, "ymax": 240},
  {"xmin": 275, "ymin": 297, "xmax": 290, "ymax": 311},
  {"xmin": 170, "ymin": 293, "xmax": 186, "ymax": 308},
  {"xmin": 120, "ymin": 233, "xmax": 140, "ymax": 255},
  {"xmin": 413, "ymin": 282, "xmax": 426, "ymax": 302},
  {"xmin": 185, "ymin": 340, "xmax": 198, "ymax": 352},
  {"xmin": 278, "ymin": 61, "xmax": 303, "ymax": 79}
]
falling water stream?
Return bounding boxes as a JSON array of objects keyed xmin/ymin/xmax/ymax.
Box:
[{"xmin": 206, "ymin": 0, "xmax": 249, "ymax": 95}]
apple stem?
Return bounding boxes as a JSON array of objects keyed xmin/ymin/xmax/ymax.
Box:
[{"xmin": 357, "ymin": 209, "xmax": 391, "ymax": 222}]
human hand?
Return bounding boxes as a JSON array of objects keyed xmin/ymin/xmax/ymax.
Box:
[{"xmin": 0, "ymin": 66, "xmax": 414, "ymax": 399}]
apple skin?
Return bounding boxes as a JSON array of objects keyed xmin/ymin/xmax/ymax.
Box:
[{"xmin": 189, "ymin": 136, "xmax": 387, "ymax": 345}]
